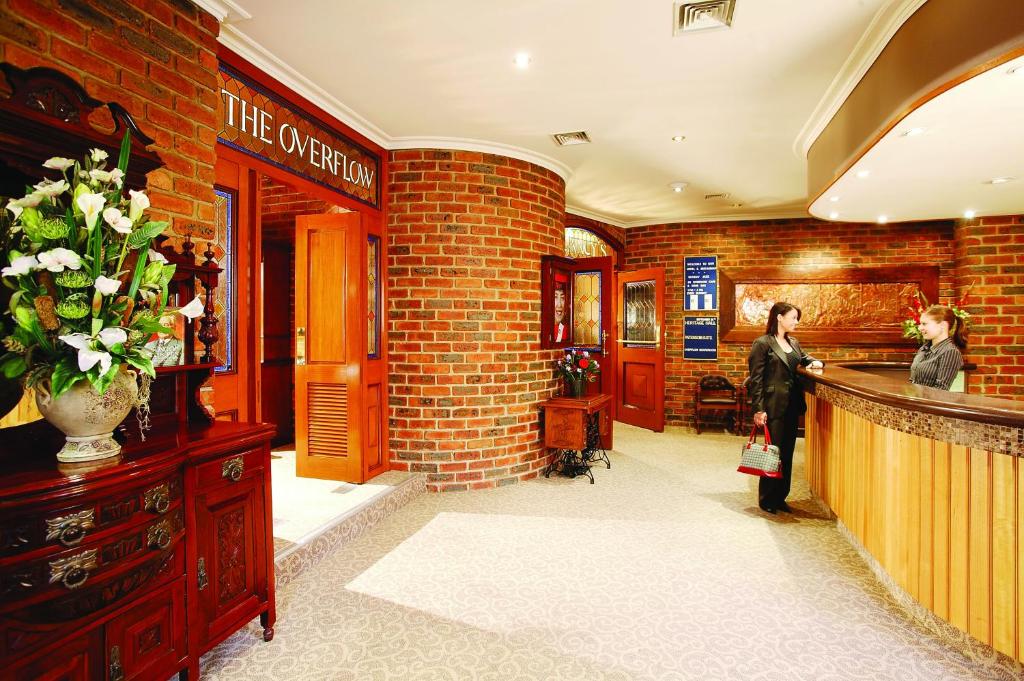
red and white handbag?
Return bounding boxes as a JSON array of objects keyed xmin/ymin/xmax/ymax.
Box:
[{"xmin": 737, "ymin": 425, "xmax": 783, "ymax": 478}]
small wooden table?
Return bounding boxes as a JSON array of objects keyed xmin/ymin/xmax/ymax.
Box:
[{"xmin": 540, "ymin": 394, "xmax": 613, "ymax": 483}]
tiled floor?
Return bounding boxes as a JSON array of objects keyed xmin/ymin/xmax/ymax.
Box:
[{"xmin": 268, "ymin": 445, "xmax": 394, "ymax": 558}]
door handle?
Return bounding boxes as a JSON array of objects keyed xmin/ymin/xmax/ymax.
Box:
[{"xmin": 296, "ymin": 327, "xmax": 306, "ymax": 366}]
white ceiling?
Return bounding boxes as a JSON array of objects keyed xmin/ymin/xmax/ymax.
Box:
[
  {"xmin": 210, "ymin": 0, "xmax": 909, "ymax": 226},
  {"xmin": 809, "ymin": 54, "xmax": 1024, "ymax": 223}
]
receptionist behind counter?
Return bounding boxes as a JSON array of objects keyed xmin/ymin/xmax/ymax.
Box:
[{"xmin": 909, "ymin": 305, "xmax": 967, "ymax": 391}]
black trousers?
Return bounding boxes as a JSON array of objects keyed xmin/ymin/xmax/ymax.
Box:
[{"xmin": 758, "ymin": 403, "xmax": 800, "ymax": 509}]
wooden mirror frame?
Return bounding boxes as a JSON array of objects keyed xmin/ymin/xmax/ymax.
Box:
[{"xmin": 719, "ymin": 265, "xmax": 940, "ymax": 346}]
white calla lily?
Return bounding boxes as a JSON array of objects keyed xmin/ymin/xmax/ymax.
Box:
[
  {"xmin": 97, "ymin": 327, "xmax": 128, "ymax": 347},
  {"xmin": 94, "ymin": 275, "xmax": 122, "ymax": 295},
  {"xmin": 33, "ymin": 179, "xmax": 69, "ymax": 198},
  {"xmin": 37, "ymin": 248, "xmax": 82, "ymax": 272},
  {"xmin": 1, "ymin": 255, "xmax": 39, "ymax": 277},
  {"xmin": 43, "ymin": 157, "xmax": 75, "ymax": 171},
  {"xmin": 102, "ymin": 207, "xmax": 133, "ymax": 234},
  {"xmin": 58, "ymin": 333, "xmax": 113, "ymax": 374},
  {"xmin": 129, "ymin": 189, "xmax": 150, "ymax": 221},
  {"xmin": 76, "ymin": 192, "xmax": 106, "ymax": 229},
  {"xmin": 147, "ymin": 248, "xmax": 168, "ymax": 264},
  {"xmin": 178, "ymin": 296, "xmax": 205, "ymax": 320},
  {"xmin": 5, "ymin": 199, "xmax": 23, "ymax": 220}
]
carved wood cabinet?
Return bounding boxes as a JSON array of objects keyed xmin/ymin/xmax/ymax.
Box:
[{"xmin": 0, "ymin": 420, "xmax": 275, "ymax": 680}]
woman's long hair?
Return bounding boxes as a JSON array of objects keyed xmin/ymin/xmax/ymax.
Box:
[
  {"xmin": 765, "ymin": 302, "xmax": 801, "ymax": 339},
  {"xmin": 922, "ymin": 305, "xmax": 968, "ymax": 350}
]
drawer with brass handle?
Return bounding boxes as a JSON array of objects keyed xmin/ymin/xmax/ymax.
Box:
[
  {"xmin": 0, "ymin": 472, "xmax": 182, "ymax": 560},
  {"xmin": 0, "ymin": 509, "xmax": 184, "ymax": 602},
  {"xmin": 195, "ymin": 448, "xmax": 263, "ymax": 489}
]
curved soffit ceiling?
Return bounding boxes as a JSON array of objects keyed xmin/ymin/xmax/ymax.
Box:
[
  {"xmin": 809, "ymin": 54, "xmax": 1024, "ymax": 223},
  {"xmin": 211, "ymin": 0, "xmax": 897, "ymax": 227}
]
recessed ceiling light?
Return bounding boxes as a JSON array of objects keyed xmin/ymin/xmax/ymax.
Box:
[
  {"xmin": 513, "ymin": 52, "xmax": 531, "ymax": 69},
  {"xmin": 829, "ymin": 211, "xmax": 839, "ymax": 220},
  {"xmin": 856, "ymin": 170, "xmax": 870, "ymax": 179},
  {"xmin": 900, "ymin": 127, "xmax": 925, "ymax": 137},
  {"xmin": 668, "ymin": 182, "xmax": 687, "ymax": 192},
  {"xmin": 829, "ymin": 196, "xmax": 840, "ymax": 202},
  {"xmin": 986, "ymin": 176, "xmax": 1014, "ymax": 184},
  {"xmin": 877, "ymin": 215, "xmax": 888, "ymax": 224},
  {"xmin": 671, "ymin": 135, "xmax": 685, "ymax": 142},
  {"xmin": 963, "ymin": 210, "xmax": 976, "ymax": 219}
]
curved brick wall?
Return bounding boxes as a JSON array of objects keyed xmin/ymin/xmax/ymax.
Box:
[{"xmin": 387, "ymin": 150, "xmax": 565, "ymax": 491}]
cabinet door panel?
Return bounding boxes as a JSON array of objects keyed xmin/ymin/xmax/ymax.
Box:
[
  {"xmin": 105, "ymin": 578, "xmax": 186, "ymax": 681},
  {"xmin": 194, "ymin": 474, "xmax": 265, "ymax": 649}
]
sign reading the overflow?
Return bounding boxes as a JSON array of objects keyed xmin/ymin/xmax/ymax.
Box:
[{"xmin": 218, "ymin": 67, "xmax": 380, "ymax": 208}]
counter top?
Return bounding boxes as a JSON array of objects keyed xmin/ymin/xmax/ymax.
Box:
[{"xmin": 799, "ymin": 362, "xmax": 1024, "ymax": 429}]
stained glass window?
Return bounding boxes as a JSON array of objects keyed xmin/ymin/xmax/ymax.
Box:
[
  {"xmin": 624, "ymin": 279, "xmax": 656, "ymax": 347},
  {"xmin": 572, "ymin": 271, "xmax": 602, "ymax": 349},
  {"xmin": 214, "ymin": 188, "xmax": 235, "ymax": 373},
  {"xmin": 368, "ymin": 235, "xmax": 380, "ymax": 358},
  {"xmin": 565, "ymin": 227, "xmax": 611, "ymax": 259}
]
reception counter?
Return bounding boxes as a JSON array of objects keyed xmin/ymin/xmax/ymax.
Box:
[{"xmin": 800, "ymin": 363, "xmax": 1023, "ymax": 664}]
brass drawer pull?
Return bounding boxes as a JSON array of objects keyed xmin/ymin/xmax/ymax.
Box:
[
  {"xmin": 45, "ymin": 509, "xmax": 95, "ymax": 547},
  {"xmin": 197, "ymin": 557, "xmax": 208, "ymax": 591},
  {"xmin": 147, "ymin": 521, "xmax": 172, "ymax": 550},
  {"xmin": 222, "ymin": 456, "xmax": 244, "ymax": 482},
  {"xmin": 49, "ymin": 549, "xmax": 98, "ymax": 590},
  {"xmin": 144, "ymin": 483, "xmax": 171, "ymax": 514}
]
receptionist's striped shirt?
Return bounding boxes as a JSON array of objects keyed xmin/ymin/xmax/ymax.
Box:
[{"xmin": 909, "ymin": 338, "xmax": 963, "ymax": 391}]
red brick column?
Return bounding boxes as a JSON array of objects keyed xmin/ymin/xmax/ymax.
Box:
[
  {"xmin": 954, "ymin": 215, "xmax": 1024, "ymax": 399},
  {"xmin": 388, "ymin": 150, "xmax": 564, "ymax": 491}
]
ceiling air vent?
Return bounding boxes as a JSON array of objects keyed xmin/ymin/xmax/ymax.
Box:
[
  {"xmin": 704, "ymin": 192, "xmax": 731, "ymax": 200},
  {"xmin": 551, "ymin": 131, "xmax": 591, "ymax": 147},
  {"xmin": 674, "ymin": 0, "xmax": 736, "ymax": 35}
]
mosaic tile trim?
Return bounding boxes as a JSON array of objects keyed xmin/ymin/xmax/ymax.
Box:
[
  {"xmin": 813, "ymin": 383, "xmax": 1024, "ymax": 456},
  {"xmin": 832, "ymin": 511, "xmax": 1024, "ymax": 679},
  {"xmin": 274, "ymin": 474, "xmax": 426, "ymax": 588}
]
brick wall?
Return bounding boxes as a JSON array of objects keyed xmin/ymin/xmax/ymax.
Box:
[
  {"xmin": 388, "ymin": 149, "xmax": 565, "ymax": 492},
  {"xmin": 0, "ymin": 0, "xmax": 220, "ymax": 244},
  {"xmin": 624, "ymin": 218, "xmax": 957, "ymax": 426},
  {"xmin": 954, "ymin": 215, "xmax": 1024, "ymax": 399}
]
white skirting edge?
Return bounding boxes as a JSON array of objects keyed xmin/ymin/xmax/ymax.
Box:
[{"xmin": 808, "ymin": 492, "xmax": 1024, "ymax": 677}]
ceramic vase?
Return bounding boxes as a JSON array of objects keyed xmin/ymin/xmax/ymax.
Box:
[{"xmin": 36, "ymin": 367, "xmax": 138, "ymax": 463}]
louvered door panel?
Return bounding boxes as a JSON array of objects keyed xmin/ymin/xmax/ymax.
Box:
[{"xmin": 307, "ymin": 384, "xmax": 349, "ymax": 457}]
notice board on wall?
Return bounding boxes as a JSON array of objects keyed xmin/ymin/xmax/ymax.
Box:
[
  {"xmin": 684, "ymin": 316, "xmax": 718, "ymax": 361},
  {"xmin": 684, "ymin": 256, "xmax": 717, "ymax": 311}
]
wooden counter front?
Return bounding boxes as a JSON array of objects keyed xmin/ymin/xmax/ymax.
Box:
[{"xmin": 800, "ymin": 364, "xmax": 1023, "ymax": 664}]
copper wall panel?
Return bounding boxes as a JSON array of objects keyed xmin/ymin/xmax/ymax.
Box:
[{"xmin": 735, "ymin": 282, "xmax": 917, "ymax": 329}]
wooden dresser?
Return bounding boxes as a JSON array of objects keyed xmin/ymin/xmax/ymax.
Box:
[{"xmin": 0, "ymin": 418, "xmax": 275, "ymax": 680}]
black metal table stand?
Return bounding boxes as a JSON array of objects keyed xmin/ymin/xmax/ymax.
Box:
[{"xmin": 543, "ymin": 412, "xmax": 606, "ymax": 483}]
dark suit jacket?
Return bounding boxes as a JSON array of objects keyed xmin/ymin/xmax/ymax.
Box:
[{"xmin": 747, "ymin": 335, "xmax": 820, "ymax": 417}]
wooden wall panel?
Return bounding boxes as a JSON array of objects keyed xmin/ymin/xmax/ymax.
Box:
[
  {"xmin": 990, "ymin": 453, "xmax": 1016, "ymax": 658},
  {"xmin": 804, "ymin": 394, "xmax": 1022, "ymax": 664}
]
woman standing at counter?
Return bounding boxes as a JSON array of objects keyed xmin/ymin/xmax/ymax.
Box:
[
  {"xmin": 748, "ymin": 302, "xmax": 824, "ymax": 514},
  {"xmin": 909, "ymin": 305, "xmax": 966, "ymax": 391}
]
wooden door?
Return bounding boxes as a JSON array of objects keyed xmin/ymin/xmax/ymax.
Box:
[
  {"xmin": 615, "ymin": 267, "xmax": 665, "ymax": 432},
  {"xmin": 294, "ymin": 213, "xmax": 364, "ymax": 481},
  {"xmin": 569, "ymin": 257, "xmax": 615, "ymax": 403},
  {"xmin": 213, "ymin": 157, "xmax": 257, "ymax": 422}
]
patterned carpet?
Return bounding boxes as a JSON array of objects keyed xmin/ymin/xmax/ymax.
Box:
[{"xmin": 200, "ymin": 424, "xmax": 1023, "ymax": 680}]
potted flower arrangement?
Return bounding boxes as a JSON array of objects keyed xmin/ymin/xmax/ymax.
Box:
[
  {"xmin": 0, "ymin": 133, "xmax": 203, "ymax": 462},
  {"xmin": 902, "ymin": 288, "xmax": 971, "ymax": 344},
  {"xmin": 555, "ymin": 348, "xmax": 600, "ymax": 398}
]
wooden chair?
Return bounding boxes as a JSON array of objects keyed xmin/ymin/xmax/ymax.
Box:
[{"xmin": 694, "ymin": 374, "xmax": 740, "ymax": 434}]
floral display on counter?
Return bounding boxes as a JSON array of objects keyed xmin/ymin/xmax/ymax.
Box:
[
  {"xmin": 902, "ymin": 287, "xmax": 971, "ymax": 344},
  {"xmin": 555, "ymin": 347, "xmax": 600, "ymax": 397}
]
